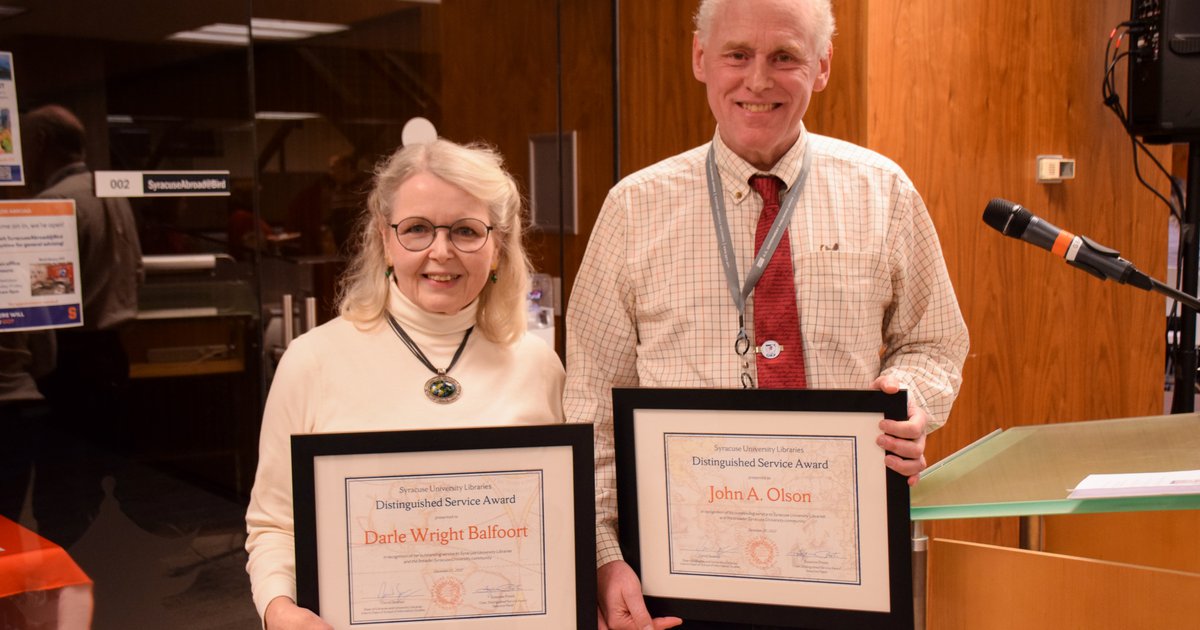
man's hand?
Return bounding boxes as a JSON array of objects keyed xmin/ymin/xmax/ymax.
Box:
[
  {"xmin": 264, "ymin": 596, "xmax": 332, "ymax": 630},
  {"xmin": 597, "ymin": 560, "xmax": 682, "ymax": 630},
  {"xmin": 871, "ymin": 374, "xmax": 929, "ymax": 486}
]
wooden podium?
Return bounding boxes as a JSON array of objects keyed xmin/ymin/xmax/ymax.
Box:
[
  {"xmin": 911, "ymin": 413, "xmax": 1200, "ymax": 629},
  {"xmin": 927, "ymin": 538, "xmax": 1198, "ymax": 629}
]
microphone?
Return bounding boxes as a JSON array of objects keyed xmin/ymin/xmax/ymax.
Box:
[{"xmin": 982, "ymin": 198, "xmax": 1152, "ymax": 290}]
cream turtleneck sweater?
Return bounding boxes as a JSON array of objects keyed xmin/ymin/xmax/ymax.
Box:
[{"xmin": 245, "ymin": 282, "xmax": 565, "ymax": 619}]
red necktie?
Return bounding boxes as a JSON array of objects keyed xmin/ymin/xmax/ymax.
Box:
[{"xmin": 750, "ymin": 175, "xmax": 807, "ymax": 389}]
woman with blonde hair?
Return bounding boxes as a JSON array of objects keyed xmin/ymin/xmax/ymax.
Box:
[{"xmin": 245, "ymin": 139, "xmax": 564, "ymax": 629}]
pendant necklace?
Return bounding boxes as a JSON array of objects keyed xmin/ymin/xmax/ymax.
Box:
[{"xmin": 385, "ymin": 313, "xmax": 474, "ymax": 404}]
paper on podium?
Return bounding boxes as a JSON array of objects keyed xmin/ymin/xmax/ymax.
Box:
[{"xmin": 1068, "ymin": 469, "xmax": 1200, "ymax": 499}]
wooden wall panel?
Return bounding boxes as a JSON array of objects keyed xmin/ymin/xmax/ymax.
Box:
[
  {"xmin": 439, "ymin": 1, "xmax": 613, "ymax": 354},
  {"xmin": 616, "ymin": 0, "xmax": 710, "ymax": 175},
  {"xmin": 811, "ymin": 0, "xmax": 866, "ymax": 144},
  {"xmin": 617, "ymin": 0, "xmax": 864, "ymax": 177},
  {"xmin": 867, "ymin": 0, "xmax": 1169, "ymax": 546},
  {"xmin": 615, "ymin": 0, "xmax": 1171, "ymax": 549},
  {"xmin": 557, "ymin": 0, "xmax": 616, "ymax": 343},
  {"xmin": 439, "ymin": 1, "xmax": 557, "ymax": 210}
]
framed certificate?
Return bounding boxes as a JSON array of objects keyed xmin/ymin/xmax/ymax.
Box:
[
  {"xmin": 292, "ymin": 423, "xmax": 595, "ymax": 629},
  {"xmin": 614, "ymin": 388, "xmax": 912, "ymax": 629}
]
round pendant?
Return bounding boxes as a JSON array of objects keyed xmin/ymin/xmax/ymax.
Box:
[
  {"xmin": 759, "ymin": 340, "xmax": 782, "ymax": 360},
  {"xmin": 425, "ymin": 374, "xmax": 462, "ymax": 403}
]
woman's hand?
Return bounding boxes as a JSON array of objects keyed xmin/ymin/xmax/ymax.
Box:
[{"xmin": 264, "ymin": 596, "xmax": 332, "ymax": 630}]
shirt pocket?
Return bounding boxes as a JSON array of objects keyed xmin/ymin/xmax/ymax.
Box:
[{"xmin": 797, "ymin": 251, "xmax": 891, "ymax": 354}]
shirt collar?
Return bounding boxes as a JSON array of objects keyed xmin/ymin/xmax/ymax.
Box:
[
  {"xmin": 43, "ymin": 162, "xmax": 89, "ymax": 189},
  {"xmin": 711, "ymin": 125, "xmax": 810, "ymax": 207}
]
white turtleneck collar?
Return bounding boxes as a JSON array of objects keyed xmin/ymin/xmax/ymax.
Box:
[{"xmin": 385, "ymin": 277, "xmax": 478, "ymax": 338}]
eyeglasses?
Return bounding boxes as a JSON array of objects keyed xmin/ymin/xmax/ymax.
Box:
[
  {"xmin": 390, "ymin": 217, "xmax": 494, "ymax": 253},
  {"xmin": 735, "ymin": 329, "xmax": 754, "ymax": 389}
]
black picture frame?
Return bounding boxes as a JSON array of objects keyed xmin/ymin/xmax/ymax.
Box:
[
  {"xmin": 292, "ymin": 423, "xmax": 595, "ymax": 629},
  {"xmin": 613, "ymin": 388, "xmax": 912, "ymax": 630}
]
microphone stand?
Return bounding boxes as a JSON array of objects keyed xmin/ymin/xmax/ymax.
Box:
[
  {"xmin": 1170, "ymin": 142, "xmax": 1200, "ymax": 413},
  {"xmin": 1151, "ymin": 276, "xmax": 1200, "ymax": 312}
]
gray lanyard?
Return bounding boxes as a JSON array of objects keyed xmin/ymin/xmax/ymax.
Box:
[{"xmin": 705, "ymin": 143, "xmax": 813, "ymax": 353}]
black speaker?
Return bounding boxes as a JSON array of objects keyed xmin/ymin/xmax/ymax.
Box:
[{"xmin": 1127, "ymin": 0, "xmax": 1200, "ymax": 143}]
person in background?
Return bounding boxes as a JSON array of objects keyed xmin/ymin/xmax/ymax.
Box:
[
  {"xmin": 227, "ymin": 181, "xmax": 272, "ymax": 261},
  {"xmin": 324, "ymin": 153, "xmax": 372, "ymax": 256},
  {"xmin": 284, "ymin": 152, "xmax": 371, "ymax": 321},
  {"xmin": 285, "ymin": 151, "xmax": 370, "ymax": 257},
  {"xmin": 245, "ymin": 139, "xmax": 565, "ymax": 629},
  {"xmin": 564, "ymin": 1, "xmax": 969, "ymax": 628},
  {"xmin": 23, "ymin": 104, "xmax": 143, "ymax": 548}
]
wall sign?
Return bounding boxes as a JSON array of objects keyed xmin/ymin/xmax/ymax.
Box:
[
  {"xmin": 94, "ymin": 170, "xmax": 230, "ymax": 197},
  {"xmin": 0, "ymin": 199, "xmax": 83, "ymax": 330}
]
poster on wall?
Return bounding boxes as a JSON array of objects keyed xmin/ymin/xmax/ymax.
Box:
[
  {"xmin": 0, "ymin": 199, "xmax": 83, "ymax": 331},
  {"xmin": 0, "ymin": 52, "xmax": 22, "ymax": 186}
]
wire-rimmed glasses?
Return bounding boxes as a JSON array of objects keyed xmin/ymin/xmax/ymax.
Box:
[
  {"xmin": 735, "ymin": 329, "xmax": 754, "ymax": 389},
  {"xmin": 390, "ymin": 217, "xmax": 494, "ymax": 253}
]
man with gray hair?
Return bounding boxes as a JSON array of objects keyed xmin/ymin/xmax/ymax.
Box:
[{"xmin": 565, "ymin": 0, "xmax": 968, "ymax": 628}]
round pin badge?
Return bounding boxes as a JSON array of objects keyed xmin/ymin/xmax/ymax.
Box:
[{"xmin": 760, "ymin": 340, "xmax": 782, "ymax": 359}]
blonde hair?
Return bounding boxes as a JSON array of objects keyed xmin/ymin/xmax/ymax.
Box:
[
  {"xmin": 694, "ymin": 0, "xmax": 835, "ymax": 58},
  {"xmin": 338, "ymin": 139, "xmax": 531, "ymax": 344}
]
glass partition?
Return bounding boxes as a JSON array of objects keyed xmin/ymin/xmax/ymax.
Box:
[{"xmin": 0, "ymin": 2, "xmax": 599, "ymax": 626}]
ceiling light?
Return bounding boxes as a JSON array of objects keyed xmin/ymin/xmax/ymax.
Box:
[
  {"xmin": 249, "ymin": 27, "xmax": 311, "ymax": 40},
  {"xmin": 197, "ymin": 23, "xmax": 294, "ymax": 41},
  {"xmin": 200, "ymin": 23, "xmax": 250, "ymax": 36},
  {"xmin": 169, "ymin": 31, "xmax": 250, "ymax": 46},
  {"xmin": 251, "ymin": 18, "xmax": 347, "ymax": 35},
  {"xmin": 168, "ymin": 18, "xmax": 347, "ymax": 46},
  {"xmin": 255, "ymin": 111, "xmax": 322, "ymax": 120}
]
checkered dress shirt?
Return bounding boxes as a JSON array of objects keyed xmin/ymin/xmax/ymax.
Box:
[{"xmin": 565, "ymin": 127, "xmax": 969, "ymax": 567}]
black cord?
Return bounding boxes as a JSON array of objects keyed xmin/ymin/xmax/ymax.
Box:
[
  {"xmin": 1107, "ymin": 18, "xmax": 1196, "ymax": 391},
  {"xmin": 1131, "ymin": 138, "xmax": 1182, "ymax": 219},
  {"xmin": 384, "ymin": 314, "xmax": 474, "ymax": 376},
  {"xmin": 1102, "ymin": 23, "xmax": 1183, "ymax": 220}
]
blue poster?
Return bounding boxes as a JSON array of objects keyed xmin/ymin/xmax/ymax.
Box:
[{"xmin": 0, "ymin": 52, "xmax": 22, "ymax": 186}]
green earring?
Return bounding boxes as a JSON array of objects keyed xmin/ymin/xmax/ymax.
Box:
[
  {"xmin": 385, "ymin": 266, "xmax": 393, "ymax": 278},
  {"xmin": 489, "ymin": 271, "xmax": 498, "ymax": 284}
]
